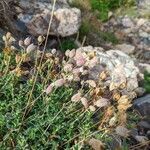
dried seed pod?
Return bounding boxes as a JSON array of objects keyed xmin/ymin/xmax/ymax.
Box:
[
  {"xmin": 19, "ymin": 40, "xmax": 24, "ymax": 47},
  {"xmin": 26, "ymin": 44, "xmax": 37, "ymax": 53},
  {"xmin": 99, "ymin": 71, "xmax": 107, "ymax": 80},
  {"xmin": 64, "ymin": 64, "xmax": 73, "ymax": 72},
  {"xmin": 44, "ymin": 84, "xmax": 54, "ymax": 94},
  {"xmin": 15, "ymin": 54, "xmax": 21, "ymax": 64},
  {"xmin": 86, "ymin": 80, "xmax": 96, "ymax": 88},
  {"xmin": 54, "ymin": 79, "xmax": 65, "ymax": 88},
  {"xmin": 115, "ymin": 126, "xmax": 129, "ymax": 137},
  {"xmin": 51, "ymin": 49, "xmax": 57, "ymax": 55},
  {"xmin": 119, "ymin": 82, "xmax": 126, "ymax": 89},
  {"xmin": 69, "ymin": 49, "xmax": 76, "ymax": 58},
  {"xmin": 24, "ymin": 37, "xmax": 31, "ymax": 46},
  {"xmin": 71, "ymin": 92, "xmax": 81, "ymax": 102},
  {"xmin": 88, "ymin": 57, "xmax": 98, "ymax": 68},
  {"xmin": 6, "ymin": 32, "xmax": 11, "ymax": 40},
  {"xmin": 54, "ymin": 58, "xmax": 59, "ymax": 64},
  {"xmin": 81, "ymin": 97, "xmax": 88, "ymax": 108},
  {"xmin": 38, "ymin": 35, "xmax": 45, "ymax": 43},
  {"xmin": 95, "ymin": 98, "xmax": 109, "ymax": 108},
  {"xmin": 113, "ymin": 91, "xmax": 121, "ymax": 101},
  {"xmin": 89, "ymin": 105, "xmax": 96, "ymax": 112},
  {"xmin": 45, "ymin": 53, "xmax": 52, "ymax": 58},
  {"xmin": 87, "ymin": 51, "xmax": 96, "ymax": 59},
  {"xmin": 2, "ymin": 36, "xmax": 6, "ymax": 42},
  {"xmin": 65, "ymin": 50, "xmax": 70, "ymax": 57}
]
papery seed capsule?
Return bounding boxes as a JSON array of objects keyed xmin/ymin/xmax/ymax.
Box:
[
  {"xmin": 44, "ymin": 84, "xmax": 54, "ymax": 94},
  {"xmin": 6, "ymin": 32, "xmax": 11, "ymax": 40},
  {"xmin": 119, "ymin": 82, "xmax": 126, "ymax": 89},
  {"xmin": 65, "ymin": 50, "xmax": 70, "ymax": 57},
  {"xmin": 82, "ymin": 70, "xmax": 88, "ymax": 75},
  {"xmin": 89, "ymin": 105, "xmax": 96, "ymax": 112},
  {"xmin": 24, "ymin": 37, "xmax": 31, "ymax": 46},
  {"xmin": 10, "ymin": 46, "xmax": 16, "ymax": 51},
  {"xmin": 64, "ymin": 64, "xmax": 73, "ymax": 72},
  {"xmin": 54, "ymin": 79, "xmax": 65, "ymax": 88},
  {"xmin": 19, "ymin": 40, "xmax": 24, "ymax": 47},
  {"xmin": 26, "ymin": 44, "xmax": 36, "ymax": 53},
  {"xmin": 69, "ymin": 49, "xmax": 76, "ymax": 58},
  {"xmin": 99, "ymin": 71, "xmax": 107, "ymax": 80},
  {"xmin": 9, "ymin": 37, "xmax": 16, "ymax": 43},
  {"xmin": 88, "ymin": 51, "xmax": 96, "ymax": 59},
  {"xmin": 2, "ymin": 36, "xmax": 6, "ymax": 42},
  {"xmin": 15, "ymin": 54, "xmax": 21, "ymax": 64},
  {"xmin": 81, "ymin": 97, "xmax": 88, "ymax": 108},
  {"xmin": 86, "ymin": 80, "xmax": 96, "ymax": 88},
  {"xmin": 113, "ymin": 91, "xmax": 121, "ymax": 101},
  {"xmin": 38, "ymin": 35, "xmax": 45, "ymax": 43},
  {"xmin": 95, "ymin": 98, "xmax": 109, "ymax": 108},
  {"xmin": 54, "ymin": 57, "xmax": 59, "ymax": 64},
  {"xmin": 71, "ymin": 92, "xmax": 81, "ymax": 102},
  {"xmin": 76, "ymin": 57, "xmax": 86, "ymax": 67},
  {"xmin": 51, "ymin": 49, "xmax": 57, "ymax": 55},
  {"xmin": 66, "ymin": 75, "xmax": 74, "ymax": 81},
  {"xmin": 88, "ymin": 57, "xmax": 98, "ymax": 68},
  {"xmin": 45, "ymin": 52, "xmax": 52, "ymax": 58}
]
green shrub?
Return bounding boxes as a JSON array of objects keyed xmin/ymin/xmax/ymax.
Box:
[
  {"xmin": 90, "ymin": 0, "xmax": 135, "ymax": 21},
  {"xmin": 59, "ymin": 39, "xmax": 77, "ymax": 52}
]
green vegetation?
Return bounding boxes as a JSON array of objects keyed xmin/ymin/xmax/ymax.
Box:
[
  {"xmin": 0, "ymin": 53, "xmax": 94, "ymax": 149},
  {"xmin": 59, "ymin": 39, "xmax": 77, "ymax": 52},
  {"xmin": 90, "ymin": 0, "xmax": 135, "ymax": 21},
  {"xmin": 144, "ymin": 72, "xmax": 150, "ymax": 93}
]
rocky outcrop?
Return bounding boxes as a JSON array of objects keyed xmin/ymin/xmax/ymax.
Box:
[{"xmin": 16, "ymin": 0, "xmax": 81, "ymax": 37}]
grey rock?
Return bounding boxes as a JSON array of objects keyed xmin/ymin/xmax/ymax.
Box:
[
  {"xmin": 17, "ymin": 0, "xmax": 81, "ymax": 37},
  {"xmin": 139, "ymin": 63, "xmax": 150, "ymax": 73},
  {"xmin": 122, "ymin": 16, "xmax": 134, "ymax": 28},
  {"xmin": 116, "ymin": 44, "xmax": 135, "ymax": 54},
  {"xmin": 137, "ymin": 0, "xmax": 150, "ymax": 9},
  {"xmin": 76, "ymin": 46, "xmax": 142, "ymax": 92},
  {"xmin": 133, "ymin": 94, "xmax": 150, "ymax": 116}
]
